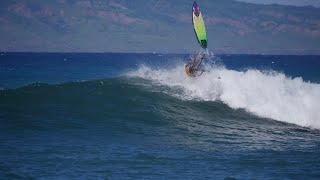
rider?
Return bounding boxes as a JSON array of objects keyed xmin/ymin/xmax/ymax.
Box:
[{"xmin": 185, "ymin": 53, "xmax": 205, "ymax": 77}]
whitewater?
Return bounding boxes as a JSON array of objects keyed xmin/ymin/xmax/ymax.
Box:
[
  {"xmin": 130, "ymin": 59, "xmax": 320, "ymax": 129},
  {"xmin": 1, "ymin": 53, "xmax": 320, "ymax": 179}
]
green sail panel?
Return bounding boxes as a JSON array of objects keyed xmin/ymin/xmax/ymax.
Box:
[{"xmin": 192, "ymin": 1, "xmax": 207, "ymax": 49}]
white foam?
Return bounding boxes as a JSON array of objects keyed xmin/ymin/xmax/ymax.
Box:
[{"xmin": 128, "ymin": 63, "xmax": 320, "ymax": 129}]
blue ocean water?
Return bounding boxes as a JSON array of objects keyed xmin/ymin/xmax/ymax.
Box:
[{"xmin": 0, "ymin": 52, "xmax": 320, "ymax": 179}]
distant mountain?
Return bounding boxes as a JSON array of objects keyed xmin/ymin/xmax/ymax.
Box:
[{"xmin": 0, "ymin": 0, "xmax": 319, "ymax": 54}]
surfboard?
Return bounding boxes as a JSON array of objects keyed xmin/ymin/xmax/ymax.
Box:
[{"xmin": 192, "ymin": 1, "xmax": 207, "ymax": 49}]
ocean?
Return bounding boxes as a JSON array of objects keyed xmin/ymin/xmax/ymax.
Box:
[{"xmin": 0, "ymin": 52, "xmax": 320, "ymax": 179}]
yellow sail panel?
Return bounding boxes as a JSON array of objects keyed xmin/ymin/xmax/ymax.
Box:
[{"xmin": 192, "ymin": 1, "xmax": 207, "ymax": 49}]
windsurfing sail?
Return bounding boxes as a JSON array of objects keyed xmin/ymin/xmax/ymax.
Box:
[{"xmin": 192, "ymin": 1, "xmax": 207, "ymax": 49}]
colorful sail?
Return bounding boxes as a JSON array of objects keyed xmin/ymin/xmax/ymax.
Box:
[{"xmin": 192, "ymin": 1, "xmax": 207, "ymax": 49}]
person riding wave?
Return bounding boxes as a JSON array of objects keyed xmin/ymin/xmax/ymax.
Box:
[{"xmin": 185, "ymin": 53, "xmax": 205, "ymax": 77}]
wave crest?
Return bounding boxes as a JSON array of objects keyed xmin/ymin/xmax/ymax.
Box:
[{"xmin": 129, "ymin": 64, "xmax": 320, "ymax": 129}]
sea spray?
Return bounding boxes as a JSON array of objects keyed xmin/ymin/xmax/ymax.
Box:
[{"xmin": 129, "ymin": 63, "xmax": 320, "ymax": 129}]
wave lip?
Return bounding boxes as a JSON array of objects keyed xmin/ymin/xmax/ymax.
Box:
[{"xmin": 129, "ymin": 65, "xmax": 320, "ymax": 129}]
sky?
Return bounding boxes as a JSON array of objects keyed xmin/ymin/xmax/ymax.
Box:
[{"xmin": 236, "ymin": 0, "xmax": 320, "ymax": 7}]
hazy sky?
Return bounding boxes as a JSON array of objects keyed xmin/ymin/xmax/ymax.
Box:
[{"xmin": 236, "ymin": 0, "xmax": 320, "ymax": 7}]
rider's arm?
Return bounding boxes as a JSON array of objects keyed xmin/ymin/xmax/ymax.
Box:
[
  {"xmin": 195, "ymin": 53, "xmax": 205, "ymax": 69},
  {"xmin": 198, "ymin": 69, "xmax": 205, "ymax": 76}
]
